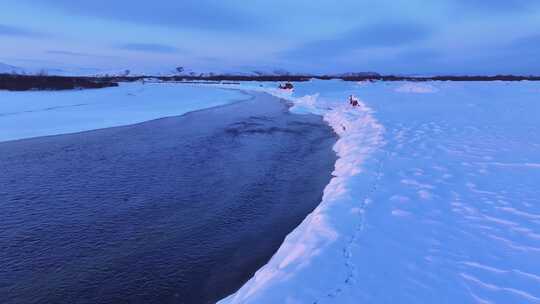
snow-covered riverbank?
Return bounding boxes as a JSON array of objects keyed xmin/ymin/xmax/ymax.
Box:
[
  {"xmin": 0, "ymin": 82, "xmax": 245, "ymax": 142},
  {"xmin": 220, "ymin": 80, "xmax": 540, "ymax": 303}
]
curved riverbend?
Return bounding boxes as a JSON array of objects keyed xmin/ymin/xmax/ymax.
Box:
[{"xmin": 0, "ymin": 93, "xmax": 337, "ymax": 304}]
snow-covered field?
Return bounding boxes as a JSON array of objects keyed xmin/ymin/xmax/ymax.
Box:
[
  {"xmin": 220, "ymin": 80, "xmax": 540, "ymax": 304},
  {"xmin": 0, "ymin": 82, "xmax": 246, "ymax": 142}
]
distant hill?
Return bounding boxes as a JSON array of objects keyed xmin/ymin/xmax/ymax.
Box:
[
  {"xmin": 0, "ymin": 74, "xmax": 119, "ymax": 91},
  {"xmin": 2, "ymin": 62, "xmax": 539, "ymax": 82},
  {"xmin": 0, "ymin": 62, "xmax": 24, "ymax": 74}
]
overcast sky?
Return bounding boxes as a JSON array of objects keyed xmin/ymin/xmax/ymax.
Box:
[{"xmin": 1, "ymin": 0, "xmax": 539, "ymax": 74}]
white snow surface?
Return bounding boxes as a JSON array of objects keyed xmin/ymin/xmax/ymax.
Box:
[
  {"xmin": 0, "ymin": 82, "xmax": 246, "ymax": 142},
  {"xmin": 394, "ymin": 82, "xmax": 439, "ymax": 93},
  {"xmin": 219, "ymin": 80, "xmax": 540, "ymax": 304}
]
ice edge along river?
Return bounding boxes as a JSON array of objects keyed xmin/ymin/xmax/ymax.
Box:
[
  {"xmin": 217, "ymin": 82, "xmax": 386, "ymax": 303},
  {"xmin": 0, "ymin": 82, "xmax": 247, "ymax": 143}
]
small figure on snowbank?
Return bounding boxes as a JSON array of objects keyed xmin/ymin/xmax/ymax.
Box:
[
  {"xmin": 348, "ymin": 95, "xmax": 359, "ymax": 107},
  {"xmin": 279, "ymin": 82, "xmax": 294, "ymax": 90}
]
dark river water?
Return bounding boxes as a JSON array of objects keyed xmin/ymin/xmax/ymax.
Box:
[{"xmin": 0, "ymin": 92, "xmax": 336, "ymax": 304}]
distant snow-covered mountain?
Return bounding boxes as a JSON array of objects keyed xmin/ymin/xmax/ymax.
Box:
[
  {"xmin": 0, "ymin": 61, "xmax": 383, "ymax": 78},
  {"xmin": 0, "ymin": 62, "xmax": 25, "ymax": 74}
]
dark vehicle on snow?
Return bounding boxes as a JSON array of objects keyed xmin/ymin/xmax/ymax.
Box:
[{"xmin": 279, "ymin": 82, "xmax": 294, "ymax": 90}]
